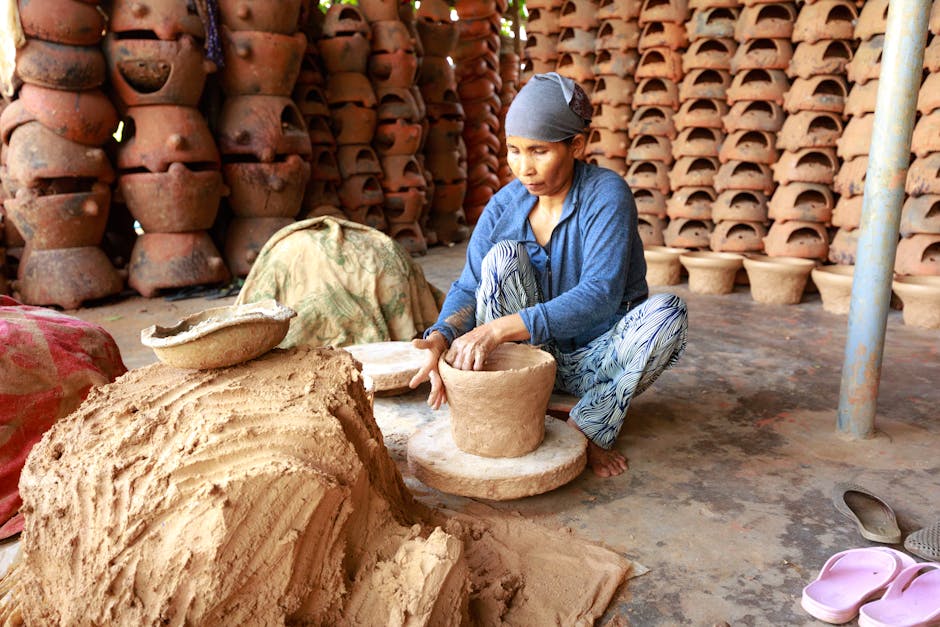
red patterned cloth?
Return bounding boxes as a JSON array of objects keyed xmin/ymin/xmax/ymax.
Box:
[{"xmin": 0, "ymin": 296, "xmax": 126, "ymax": 538}]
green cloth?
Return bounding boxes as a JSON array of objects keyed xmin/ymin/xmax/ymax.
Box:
[{"xmin": 236, "ymin": 217, "xmax": 444, "ymax": 348}]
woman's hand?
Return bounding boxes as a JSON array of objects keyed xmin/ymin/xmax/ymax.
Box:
[
  {"xmin": 444, "ymin": 324, "xmax": 502, "ymax": 371},
  {"xmin": 409, "ymin": 332, "xmax": 449, "ymax": 409}
]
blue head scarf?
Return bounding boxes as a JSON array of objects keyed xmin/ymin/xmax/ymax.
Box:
[{"xmin": 504, "ymin": 72, "xmax": 592, "ymax": 142}]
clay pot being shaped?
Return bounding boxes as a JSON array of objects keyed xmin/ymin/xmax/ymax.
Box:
[
  {"xmin": 784, "ymin": 76, "xmax": 848, "ymax": 114},
  {"xmin": 104, "ymin": 34, "xmax": 215, "ymax": 108},
  {"xmin": 894, "ymin": 234, "xmax": 940, "ymax": 276},
  {"xmin": 128, "ymin": 231, "xmax": 230, "ymax": 296},
  {"xmin": 6, "ymin": 122, "xmax": 114, "ymax": 188},
  {"xmin": 644, "ymin": 245, "xmax": 688, "ymax": 286},
  {"xmin": 629, "ymin": 106, "xmax": 677, "ymax": 139},
  {"xmin": 722, "ymin": 100, "xmax": 785, "ymax": 133},
  {"xmin": 4, "ymin": 85, "xmax": 117, "ymax": 147},
  {"xmin": 6, "ymin": 183, "xmax": 110, "ymax": 249},
  {"xmin": 664, "ymin": 217, "xmax": 714, "ymax": 249},
  {"xmin": 679, "ymin": 251, "xmax": 744, "ymax": 295},
  {"xmin": 218, "ymin": 0, "xmax": 304, "ymax": 33},
  {"xmin": 709, "ymin": 220, "xmax": 767, "ymax": 253},
  {"xmin": 777, "ymin": 111, "xmax": 843, "ymax": 151},
  {"xmin": 439, "ymin": 342, "xmax": 556, "ymax": 458},
  {"xmin": 892, "ymin": 276, "xmax": 940, "ymax": 329},
  {"xmin": 109, "ymin": 0, "xmax": 205, "ymax": 40},
  {"xmin": 19, "ymin": 0, "xmax": 107, "ymax": 45},
  {"xmin": 678, "ymin": 68, "xmax": 731, "ymax": 101},
  {"xmin": 787, "ymin": 40, "xmax": 853, "ymax": 80},
  {"xmin": 632, "ymin": 187, "xmax": 666, "ymax": 216},
  {"xmin": 682, "ymin": 37, "xmax": 735, "ymax": 71},
  {"xmin": 223, "ymin": 155, "xmax": 311, "ymax": 218},
  {"xmin": 730, "ymin": 37, "xmax": 793, "ymax": 73},
  {"xmin": 900, "ymin": 195, "xmax": 940, "ymax": 237},
  {"xmin": 667, "ymin": 186, "xmax": 715, "ymax": 220},
  {"xmin": 763, "ymin": 220, "xmax": 830, "ymax": 260},
  {"xmin": 793, "ymin": 0, "xmax": 856, "ymax": 43},
  {"xmin": 714, "ymin": 160, "xmax": 774, "ymax": 194},
  {"xmin": 15, "ymin": 39, "xmax": 106, "ymax": 90},
  {"xmin": 221, "ymin": 28, "xmax": 306, "ymax": 97},
  {"xmin": 811, "ymin": 264, "xmax": 854, "ymax": 315},
  {"xmin": 687, "ymin": 7, "xmax": 738, "ymax": 40},
  {"xmin": 712, "ymin": 189, "xmax": 768, "ymax": 222},
  {"xmin": 120, "ymin": 163, "xmax": 227, "ymax": 232},
  {"xmin": 17, "ymin": 245, "xmax": 123, "ymax": 309},
  {"xmin": 217, "ymin": 97, "xmax": 311, "ymax": 163},
  {"xmin": 118, "ymin": 105, "xmax": 220, "ymax": 173},
  {"xmin": 637, "ymin": 214, "xmax": 667, "ymax": 246},
  {"xmin": 742, "ymin": 255, "xmax": 815, "ymax": 305}
]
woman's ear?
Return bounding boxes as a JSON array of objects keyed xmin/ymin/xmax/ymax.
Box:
[{"xmin": 570, "ymin": 133, "xmax": 587, "ymax": 159}]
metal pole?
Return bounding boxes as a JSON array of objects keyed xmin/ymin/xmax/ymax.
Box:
[{"xmin": 837, "ymin": 0, "xmax": 931, "ymax": 437}]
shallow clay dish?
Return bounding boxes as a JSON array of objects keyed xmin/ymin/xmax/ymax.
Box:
[{"xmin": 140, "ymin": 299, "xmax": 296, "ymax": 369}]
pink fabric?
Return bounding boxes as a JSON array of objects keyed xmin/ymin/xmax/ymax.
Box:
[{"xmin": 0, "ymin": 296, "xmax": 126, "ymax": 538}]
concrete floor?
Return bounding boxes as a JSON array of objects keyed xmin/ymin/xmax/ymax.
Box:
[{"xmin": 69, "ymin": 241, "xmax": 940, "ymax": 626}]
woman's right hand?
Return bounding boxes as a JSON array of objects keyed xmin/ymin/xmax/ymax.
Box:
[{"xmin": 408, "ymin": 332, "xmax": 449, "ymax": 410}]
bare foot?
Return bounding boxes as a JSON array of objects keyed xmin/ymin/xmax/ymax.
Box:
[{"xmin": 566, "ymin": 419, "xmax": 628, "ymax": 477}]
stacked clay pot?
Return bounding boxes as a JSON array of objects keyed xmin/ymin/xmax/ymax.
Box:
[
  {"xmin": 216, "ymin": 0, "xmax": 311, "ymax": 277},
  {"xmin": 497, "ymin": 39, "xmax": 520, "ymax": 188},
  {"xmin": 417, "ymin": 0, "xmax": 470, "ymax": 245},
  {"xmin": 108, "ymin": 0, "xmax": 230, "ymax": 297},
  {"xmin": 899, "ymin": 14, "xmax": 940, "ymax": 279},
  {"xmin": 713, "ymin": 1, "xmax": 792, "ymax": 257},
  {"xmin": 298, "ymin": 5, "xmax": 344, "ymax": 220},
  {"xmin": 0, "ymin": 0, "xmax": 123, "ymax": 308},
  {"xmin": 775, "ymin": 0, "xmax": 854, "ymax": 268},
  {"xmin": 367, "ymin": 2, "xmax": 429, "ymax": 255},
  {"xmin": 522, "ymin": 0, "xmax": 560, "ymax": 85},
  {"xmin": 455, "ymin": 0, "xmax": 506, "ymax": 223},
  {"xmin": 587, "ymin": 0, "xmax": 639, "ymax": 217},
  {"xmin": 665, "ymin": 0, "xmax": 727, "ymax": 251},
  {"xmin": 555, "ymin": 0, "xmax": 599, "ymax": 95},
  {"xmin": 322, "ymin": 5, "xmax": 384, "ymax": 232}
]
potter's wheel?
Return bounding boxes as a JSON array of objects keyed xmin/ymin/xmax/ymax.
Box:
[
  {"xmin": 343, "ymin": 341, "xmax": 427, "ymax": 395},
  {"xmin": 407, "ymin": 416, "xmax": 587, "ymax": 501}
]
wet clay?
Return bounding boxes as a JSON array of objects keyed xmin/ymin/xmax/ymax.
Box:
[{"xmin": 8, "ymin": 347, "xmax": 630, "ymax": 625}]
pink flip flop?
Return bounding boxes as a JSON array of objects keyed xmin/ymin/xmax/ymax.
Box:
[
  {"xmin": 801, "ymin": 547, "xmax": 917, "ymax": 624},
  {"xmin": 858, "ymin": 562, "xmax": 940, "ymax": 627}
]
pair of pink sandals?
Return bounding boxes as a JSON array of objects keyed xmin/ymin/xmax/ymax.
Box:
[{"xmin": 802, "ymin": 546, "xmax": 940, "ymax": 626}]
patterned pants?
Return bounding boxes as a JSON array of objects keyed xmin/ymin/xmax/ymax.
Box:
[{"xmin": 476, "ymin": 241, "xmax": 689, "ymax": 449}]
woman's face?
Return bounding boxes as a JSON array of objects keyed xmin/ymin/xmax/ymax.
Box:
[{"xmin": 506, "ymin": 135, "xmax": 584, "ymax": 199}]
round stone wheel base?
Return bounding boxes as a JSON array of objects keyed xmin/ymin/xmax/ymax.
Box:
[{"xmin": 407, "ymin": 416, "xmax": 587, "ymax": 501}]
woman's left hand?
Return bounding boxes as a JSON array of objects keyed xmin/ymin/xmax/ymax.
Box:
[{"xmin": 445, "ymin": 324, "xmax": 502, "ymax": 371}]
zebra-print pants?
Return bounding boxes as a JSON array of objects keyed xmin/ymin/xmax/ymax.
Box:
[{"xmin": 476, "ymin": 241, "xmax": 689, "ymax": 450}]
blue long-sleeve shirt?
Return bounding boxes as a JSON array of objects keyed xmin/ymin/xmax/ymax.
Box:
[{"xmin": 428, "ymin": 160, "xmax": 648, "ymax": 353}]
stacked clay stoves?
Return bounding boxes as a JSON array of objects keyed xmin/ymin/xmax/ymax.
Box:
[
  {"xmin": 216, "ymin": 0, "xmax": 311, "ymax": 277},
  {"xmin": 0, "ymin": 1, "xmax": 123, "ymax": 308},
  {"xmin": 417, "ymin": 0, "xmax": 471, "ymax": 244},
  {"xmin": 455, "ymin": 0, "xmax": 506, "ymax": 223}
]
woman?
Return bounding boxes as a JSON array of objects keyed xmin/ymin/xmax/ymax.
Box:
[{"xmin": 409, "ymin": 73, "xmax": 688, "ymax": 477}]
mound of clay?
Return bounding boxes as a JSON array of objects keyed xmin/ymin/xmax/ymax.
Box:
[{"xmin": 6, "ymin": 347, "xmax": 632, "ymax": 625}]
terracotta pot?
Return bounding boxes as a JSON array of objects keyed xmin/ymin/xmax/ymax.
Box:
[
  {"xmin": 15, "ymin": 39, "xmax": 106, "ymax": 90},
  {"xmin": 710, "ymin": 220, "xmax": 767, "ymax": 253},
  {"xmin": 772, "ymin": 148, "xmax": 838, "ymax": 186},
  {"xmin": 714, "ymin": 160, "xmax": 774, "ymax": 194},
  {"xmin": 735, "ymin": 3, "xmax": 796, "ymax": 40},
  {"xmin": 431, "ymin": 179, "xmax": 467, "ymax": 211},
  {"xmin": 336, "ymin": 144, "xmax": 381, "ymax": 179},
  {"xmin": 907, "ymin": 153, "xmax": 940, "ymax": 197},
  {"xmin": 811, "ymin": 264, "xmax": 854, "ymax": 315},
  {"xmin": 855, "ymin": 0, "xmax": 889, "ymax": 41},
  {"xmin": 682, "ymin": 38, "xmax": 734, "ymax": 72},
  {"xmin": 306, "ymin": 146, "xmax": 340, "ymax": 182},
  {"xmin": 726, "ymin": 68, "xmax": 789, "ymax": 106},
  {"xmin": 389, "ymin": 221, "xmax": 428, "ymax": 255},
  {"xmin": 343, "ymin": 204, "xmax": 387, "ymax": 231},
  {"xmin": 426, "ymin": 151, "xmax": 466, "ymax": 183},
  {"xmin": 6, "ymin": 183, "xmax": 110, "ymax": 249},
  {"xmin": 417, "ymin": 21, "xmax": 457, "ymax": 56},
  {"xmin": 360, "ymin": 0, "xmax": 400, "ymax": 22},
  {"xmin": 678, "ymin": 69, "xmax": 731, "ymax": 101},
  {"xmin": 120, "ymin": 163, "xmax": 226, "ymax": 232},
  {"xmin": 639, "ymin": 0, "xmax": 690, "ymax": 24},
  {"xmin": 718, "ymin": 130, "xmax": 777, "ymax": 165},
  {"xmin": 294, "ymin": 84, "xmax": 330, "ymax": 119},
  {"xmin": 842, "ymin": 78, "xmax": 879, "ymax": 118},
  {"xmin": 128, "ymin": 231, "xmax": 230, "ymax": 296},
  {"xmin": 637, "ymin": 214, "xmax": 667, "ymax": 246},
  {"xmin": 223, "ymin": 156, "xmax": 311, "ymax": 218},
  {"xmin": 368, "ymin": 50, "xmax": 419, "ymax": 89},
  {"xmin": 375, "ymin": 86, "xmax": 421, "ymax": 123},
  {"xmin": 742, "ymin": 255, "xmax": 815, "ymax": 305},
  {"xmin": 328, "ymin": 104, "xmax": 376, "ymax": 145},
  {"xmin": 325, "ymin": 72, "xmax": 377, "ymax": 107},
  {"xmin": 892, "ymin": 276, "xmax": 940, "ymax": 329},
  {"xmin": 836, "ymin": 113, "xmax": 874, "ymax": 161},
  {"xmin": 625, "ymin": 160, "xmax": 671, "ymax": 194},
  {"xmin": 593, "ymin": 49, "xmax": 639, "ymax": 77},
  {"xmin": 625, "ymin": 133, "xmax": 672, "ymax": 163},
  {"xmin": 109, "ymin": 0, "xmax": 205, "ymax": 40},
  {"xmin": 831, "ymin": 194, "xmax": 862, "ymax": 230},
  {"xmin": 673, "ymin": 98, "xmax": 725, "ymax": 131},
  {"xmin": 730, "ymin": 37, "xmax": 792, "ymax": 73},
  {"xmin": 590, "ymin": 75, "xmax": 636, "ymax": 106},
  {"xmin": 924, "ymin": 35, "xmax": 940, "ymax": 73},
  {"xmin": 19, "ymin": 0, "xmax": 107, "ymax": 45},
  {"xmin": 14, "ymin": 84, "xmax": 117, "ymax": 146},
  {"xmin": 788, "ymin": 39, "xmax": 853, "ymax": 80},
  {"xmin": 664, "ymin": 217, "xmax": 714, "ymax": 249},
  {"xmin": 524, "ymin": 7, "xmax": 561, "ymax": 35},
  {"xmin": 713, "ymin": 189, "xmax": 768, "ymax": 222},
  {"xmin": 7, "ymin": 122, "xmax": 114, "ymax": 188},
  {"xmin": 722, "ymin": 99, "xmax": 785, "ymax": 133},
  {"xmin": 668, "ymin": 156, "xmax": 719, "ymax": 189},
  {"xmin": 374, "ymin": 119, "xmax": 422, "ymax": 156},
  {"xmin": 384, "ymin": 188, "xmax": 426, "ymax": 223},
  {"xmin": 301, "ymin": 179, "xmax": 341, "ymax": 216},
  {"xmin": 430, "ymin": 209, "xmax": 469, "ymax": 244},
  {"xmin": 373, "ymin": 20, "xmax": 416, "ymax": 54},
  {"xmin": 380, "ymin": 155, "xmax": 426, "ymax": 192},
  {"xmin": 17, "ymin": 245, "xmax": 123, "ymax": 309},
  {"xmin": 339, "ymin": 174, "xmax": 384, "ymax": 209},
  {"xmin": 118, "ymin": 105, "xmax": 219, "ymax": 173},
  {"xmin": 763, "ymin": 220, "xmax": 829, "ymax": 260},
  {"xmin": 104, "ymin": 34, "xmax": 214, "ymax": 108},
  {"xmin": 305, "ymin": 116, "xmax": 335, "ymax": 148},
  {"xmin": 768, "ymin": 183, "xmax": 833, "ymax": 223},
  {"xmin": 793, "ymin": 0, "xmax": 856, "ymax": 42},
  {"xmin": 666, "ymin": 186, "xmax": 715, "ymax": 220},
  {"xmin": 672, "ymin": 126, "xmax": 722, "ymax": 160},
  {"xmin": 635, "ymin": 48, "xmax": 684, "ymax": 82},
  {"xmin": 784, "ymin": 76, "xmax": 848, "ymax": 114},
  {"xmin": 317, "ymin": 33, "xmax": 370, "ymax": 75},
  {"xmin": 687, "ymin": 7, "xmax": 738, "ymax": 40},
  {"xmin": 777, "ymin": 111, "xmax": 843, "ymax": 152},
  {"xmin": 322, "ymin": 4, "xmax": 370, "ymax": 37},
  {"xmin": 628, "ymin": 105, "xmax": 677, "ymax": 139},
  {"xmin": 424, "ymin": 120, "xmax": 464, "ymax": 154},
  {"xmin": 894, "ymin": 233, "xmax": 940, "ymax": 276},
  {"xmin": 597, "ymin": 0, "xmax": 641, "ymax": 20},
  {"xmin": 440, "ymin": 342, "xmax": 556, "ymax": 458},
  {"xmin": 912, "ymin": 110, "xmax": 940, "ymax": 159},
  {"xmin": 222, "ymin": 217, "xmax": 293, "ymax": 276},
  {"xmin": 558, "ymin": 0, "xmax": 599, "ymax": 30},
  {"xmin": 218, "ymin": 0, "xmax": 304, "ymax": 33},
  {"xmin": 679, "ymin": 251, "xmax": 744, "ymax": 295},
  {"xmin": 592, "ymin": 103, "xmax": 631, "ymax": 131},
  {"xmin": 633, "ymin": 77, "xmax": 679, "ymax": 108},
  {"xmin": 220, "ymin": 28, "xmax": 305, "ymax": 97},
  {"xmin": 900, "ymin": 194, "xmax": 940, "ymax": 237},
  {"xmin": 828, "ymin": 227, "xmax": 859, "ymax": 265},
  {"xmin": 217, "ymin": 96, "xmax": 311, "ymax": 162},
  {"xmin": 644, "ymin": 245, "xmax": 687, "ymax": 286},
  {"xmin": 833, "ymin": 156, "xmax": 868, "ymax": 197},
  {"xmin": 587, "ymin": 128, "xmax": 629, "ymax": 158},
  {"xmin": 555, "ymin": 26, "xmax": 595, "ymax": 55},
  {"xmin": 639, "ymin": 21, "xmax": 688, "ymax": 51}
]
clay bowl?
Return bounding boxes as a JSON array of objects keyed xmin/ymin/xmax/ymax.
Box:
[
  {"xmin": 644, "ymin": 245, "xmax": 688, "ymax": 286},
  {"xmin": 439, "ymin": 343, "xmax": 556, "ymax": 459},
  {"xmin": 742, "ymin": 254, "xmax": 817, "ymax": 305},
  {"xmin": 679, "ymin": 251, "xmax": 744, "ymax": 295},
  {"xmin": 141, "ymin": 299, "xmax": 297, "ymax": 369},
  {"xmin": 892, "ymin": 275, "xmax": 940, "ymax": 329},
  {"xmin": 811, "ymin": 264, "xmax": 855, "ymax": 315}
]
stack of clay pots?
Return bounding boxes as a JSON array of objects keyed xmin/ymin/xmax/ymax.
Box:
[
  {"xmin": 555, "ymin": 0, "xmax": 598, "ymax": 94},
  {"xmin": 322, "ymin": 5, "xmax": 385, "ymax": 231},
  {"xmin": 522, "ymin": 0, "xmax": 559, "ymax": 88},
  {"xmin": 897, "ymin": 15, "xmax": 940, "ymax": 279},
  {"xmin": 455, "ymin": 0, "xmax": 505, "ymax": 223},
  {"xmin": 216, "ymin": 0, "xmax": 311, "ymax": 277},
  {"xmin": 367, "ymin": 1, "xmax": 429, "ymax": 255},
  {"xmin": 298, "ymin": 7, "xmax": 344, "ymax": 220},
  {"xmin": 773, "ymin": 0, "xmax": 854, "ymax": 266},
  {"xmin": 417, "ymin": 0, "xmax": 470, "ymax": 245},
  {"xmin": 1, "ymin": 0, "xmax": 123, "ymax": 308},
  {"xmin": 625, "ymin": 0, "xmax": 687, "ymax": 246},
  {"xmin": 497, "ymin": 39, "xmax": 520, "ymax": 187},
  {"xmin": 665, "ymin": 0, "xmax": 729, "ymax": 251},
  {"xmin": 587, "ymin": 0, "xmax": 638, "ymax": 199}
]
